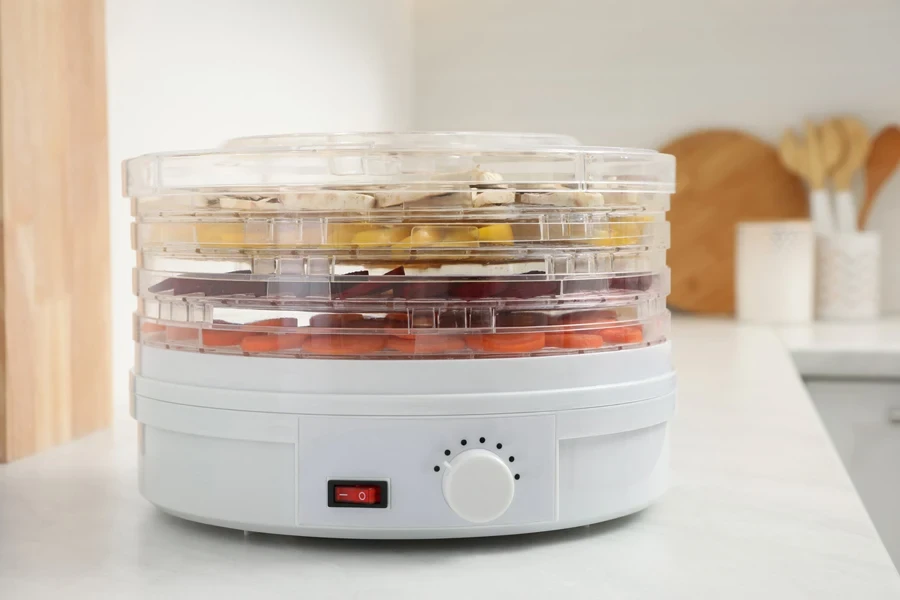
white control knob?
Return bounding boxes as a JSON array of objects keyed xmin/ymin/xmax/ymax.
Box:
[{"xmin": 442, "ymin": 449, "xmax": 514, "ymax": 523}]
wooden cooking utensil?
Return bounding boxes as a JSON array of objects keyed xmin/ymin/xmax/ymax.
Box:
[
  {"xmin": 804, "ymin": 120, "xmax": 828, "ymax": 190},
  {"xmin": 778, "ymin": 125, "xmax": 834, "ymax": 234},
  {"xmin": 830, "ymin": 117, "xmax": 872, "ymax": 231},
  {"xmin": 819, "ymin": 119, "xmax": 847, "ymax": 180},
  {"xmin": 662, "ymin": 129, "xmax": 807, "ymax": 315},
  {"xmin": 860, "ymin": 125, "xmax": 900, "ymax": 229}
]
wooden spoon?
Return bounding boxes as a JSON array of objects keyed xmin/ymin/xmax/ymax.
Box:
[
  {"xmin": 820, "ymin": 118, "xmax": 848, "ymax": 184},
  {"xmin": 804, "ymin": 120, "xmax": 828, "ymax": 190},
  {"xmin": 860, "ymin": 125, "xmax": 900, "ymax": 229},
  {"xmin": 779, "ymin": 125, "xmax": 833, "ymax": 233},
  {"xmin": 830, "ymin": 117, "xmax": 872, "ymax": 231},
  {"xmin": 778, "ymin": 128, "xmax": 809, "ymax": 180}
]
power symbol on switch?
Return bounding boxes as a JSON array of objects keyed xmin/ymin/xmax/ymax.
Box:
[{"xmin": 333, "ymin": 485, "xmax": 381, "ymax": 506}]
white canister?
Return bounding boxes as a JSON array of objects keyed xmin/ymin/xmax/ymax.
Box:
[
  {"xmin": 735, "ymin": 221, "xmax": 816, "ymax": 324},
  {"xmin": 816, "ymin": 232, "xmax": 881, "ymax": 320}
]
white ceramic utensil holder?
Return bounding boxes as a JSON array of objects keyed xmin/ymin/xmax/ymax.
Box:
[
  {"xmin": 816, "ymin": 232, "xmax": 881, "ymax": 320},
  {"xmin": 736, "ymin": 221, "xmax": 816, "ymax": 324}
]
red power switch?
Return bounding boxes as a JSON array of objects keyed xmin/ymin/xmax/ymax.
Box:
[{"xmin": 333, "ymin": 485, "xmax": 381, "ymax": 505}]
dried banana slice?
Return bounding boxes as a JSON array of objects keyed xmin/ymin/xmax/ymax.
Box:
[{"xmin": 280, "ymin": 191, "xmax": 375, "ymax": 211}]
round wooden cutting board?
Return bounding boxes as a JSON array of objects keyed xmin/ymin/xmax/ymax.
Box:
[{"xmin": 661, "ymin": 130, "xmax": 808, "ymax": 314}]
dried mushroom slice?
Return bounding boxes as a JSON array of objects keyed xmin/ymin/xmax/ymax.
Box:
[
  {"xmin": 573, "ymin": 193, "xmax": 605, "ymax": 207},
  {"xmin": 431, "ymin": 167, "xmax": 506, "ymax": 188},
  {"xmin": 471, "ymin": 170, "xmax": 506, "ymax": 189},
  {"xmin": 191, "ymin": 194, "xmax": 216, "ymax": 208},
  {"xmin": 374, "ymin": 189, "xmax": 430, "ymax": 208},
  {"xmin": 374, "ymin": 190, "xmax": 473, "ymax": 208},
  {"xmin": 473, "ymin": 189, "xmax": 516, "ymax": 207},
  {"xmin": 375, "ymin": 168, "xmax": 506, "ymax": 208},
  {"xmin": 520, "ymin": 183, "xmax": 578, "ymax": 192},
  {"xmin": 408, "ymin": 192, "xmax": 475, "ymax": 208},
  {"xmin": 217, "ymin": 195, "xmax": 277, "ymax": 210},
  {"xmin": 280, "ymin": 191, "xmax": 375, "ymax": 211}
]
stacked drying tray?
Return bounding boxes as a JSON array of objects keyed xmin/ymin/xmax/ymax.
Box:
[{"xmin": 130, "ymin": 132, "xmax": 673, "ymax": 360}]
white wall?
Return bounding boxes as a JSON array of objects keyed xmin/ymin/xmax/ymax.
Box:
[
  {"xmin": 412, "ymin": 0, "xmax": 900, "ymax": 148},
  {"xmin": 107, "ymin": 0, "xmax": 412, "ymax": 409}
]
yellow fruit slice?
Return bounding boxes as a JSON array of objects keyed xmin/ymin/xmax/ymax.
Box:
[
  {"xmin": 352, "ymin": 226, "xmax": 410, "ymax": 246},
  {"xmin": 441, "ymin": 227, "xmax": 479, "ymax": 247},
  {"xmin": 391, "ymin": 236, "xmax": 414, "ymax": 259},
  {"xmin": 409, "ymin": 226, "xmax": 444, "ymax": 245},
  {"xmin": 589, "ymin": 231, "xmax": 617, "ymax": 247},
  {"xmin": 589, "ymin": 216, "xmax": 654, "ymax": 246},
  {"xmin": 612, "ymin": 215, "xmax": 653, "ymax": 245},
  {"xmin": 326, "ymin": 223, "xmax": 377, "ymax": 246},
  {"xmin": 145, "ymin": 223, "xmax": 196, "ymax": 244},
  {"xmin": 196, "ymin": 223, "xmax": 245, "ymax": 245},
  {"xmin": 476, "ymin": 223, "xmax": 515, "ymax": 245}
]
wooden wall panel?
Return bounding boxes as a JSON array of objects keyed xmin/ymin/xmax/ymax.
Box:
[{"xmin": 0, "ymin": 0, "xmax": 111, "ymax": 461}]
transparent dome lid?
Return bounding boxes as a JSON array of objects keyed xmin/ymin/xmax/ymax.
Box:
[{"xmin": 124, "ymin": 132, "xmax": 675, "ymax": 197}]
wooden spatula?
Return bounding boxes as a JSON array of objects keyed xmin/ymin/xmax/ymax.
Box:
[
  {"xmin": 830, "ymin": 117, "xmax": 872, "ymax": 231},
  {"xmin": 860, "ymin": 125, "xmax": 900, "ymax": 229}
]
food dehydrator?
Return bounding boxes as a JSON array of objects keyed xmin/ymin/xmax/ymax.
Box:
[{"xmin": 127, "ymin": 132, "xmax": 676, "ymax": 538}]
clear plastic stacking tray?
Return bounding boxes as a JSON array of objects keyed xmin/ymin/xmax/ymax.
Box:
[{"xmin": 127, "ymin": 132, "xmax": 675, "ymax": 359}]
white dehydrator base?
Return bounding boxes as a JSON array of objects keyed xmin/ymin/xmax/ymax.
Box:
[{"xmin": 131, "ymin": 343, "xmax": 676, "ymax": 539}]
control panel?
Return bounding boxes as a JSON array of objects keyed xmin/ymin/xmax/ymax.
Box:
[{"xmin": 297, "ymin": 413, "xmax": 556, "ymax": 529}]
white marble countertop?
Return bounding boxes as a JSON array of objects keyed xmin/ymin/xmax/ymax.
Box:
[
  {"xmin": 777, "ymin": 318, "xmax": 900, "ymax": 379},
  {"xmin": 1, "ymin": 318, "xmax": 899, "ymax": 599}
]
